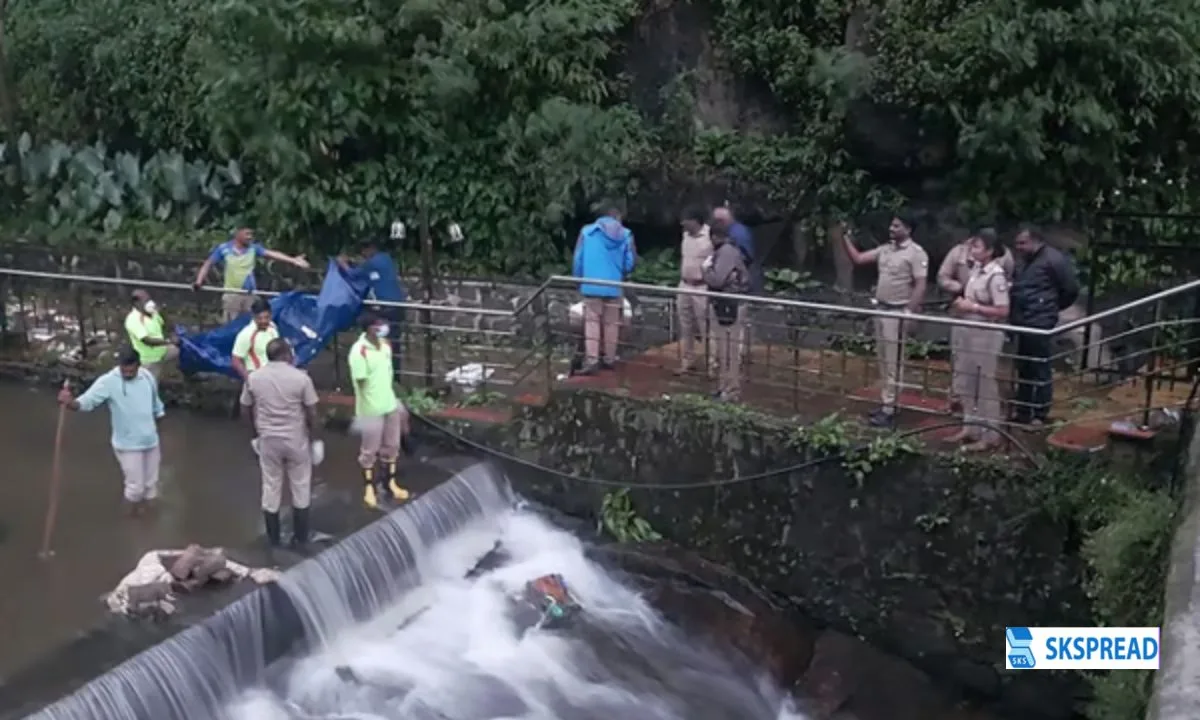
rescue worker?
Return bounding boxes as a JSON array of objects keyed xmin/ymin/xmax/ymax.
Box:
[
  {"xmin": 193, "ymin": 227, "xmax": 310, "ymax": 323},
  {"xmin": 240, "ymin": 338, "xmax": 319, "ymax": 549},
  {"xmin": 946, "ymin": 232, "xmax": 1010, "ymax": 451},
  {"xmin": 572, "ymin": 206, "xmax": 636, "ymax": 374},
  {"xmin": 231, "ymin": 298, "xmax": 279, "ymax": 380},
  {"xmin": 125, "ymin": 289, "xmax": 178, "ymax": 380},
  {"xmin": 1009, "ymin": 225, "xmax": 1080, "ymax": 425},
  {"xmin": 937, "ymin": 228, "xmax": 1013, "ymax": 411},
  {"xmin": 675, "ymin": 205, "xmax": 714, "ymax": 376},
  {"xmin": 701, "ymin": 225, "xmax": 750, "ymax": 401},
  {"xmin": 337, "ymin": 238, "xmax": 408, "ymax": 376},
  {"xmin": 349, "ymin": 312, "xmax": 410, "ymax": 509},
  {"xmin": 842, "ymin": 212, "xmax": 929, "ymax": 427},
  {"xmin": 58, "ymin": 346, "xmax": 165, "ymax": 516}
]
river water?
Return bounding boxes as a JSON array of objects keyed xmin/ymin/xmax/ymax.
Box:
[
  {"xmin": 25, "ymin": 462, "xmax": 806, "ymax": 720},
  {"xmin": 0, "ymin": 382, "xmax": 370, "ymax": 681}
]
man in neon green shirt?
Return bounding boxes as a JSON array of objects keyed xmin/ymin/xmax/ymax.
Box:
[
  {"xmin": 192, "ymin": 227, "xmax": 310, "ymax": 322},
  {"xmin": 124, "ymin": 289, "xmax": 178, "ymax": 380},
  {"xmin": 232, "ymin": 298, "xmax": 279, "ymax": 380},
  {"xmin": 349, "ymin": 312, "xmax": 410, "ymax": 509}
]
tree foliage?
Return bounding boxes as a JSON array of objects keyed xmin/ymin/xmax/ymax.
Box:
[
  {"xmin": 708, "ymin": 0, "xmax": 1200, "ymax": 222},
  {"xmin": 3, "ymin": 0, "xmax": 1200, "ymax": 266}
]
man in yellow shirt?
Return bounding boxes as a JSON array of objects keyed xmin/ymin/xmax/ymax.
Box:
[
  {"xmin": 231, "ymin": 298, "xmax": 279, "ymax": 380},
  {"xmin": 349, "ymin": 312, "xmax": 410, "ymax": 509},
  {"xmin": 124, "ymin": 289, "xmax": 178, "ymax": 380}
]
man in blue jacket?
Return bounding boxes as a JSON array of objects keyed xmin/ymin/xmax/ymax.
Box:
[{"xmin": 572, "ymin": 207, "xmax": 636, "ymax": 374}]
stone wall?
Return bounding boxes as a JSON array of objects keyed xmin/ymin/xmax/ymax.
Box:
[{"xmin": 462, "ymin": 389, "xmax": 1093, "ymax": 720}]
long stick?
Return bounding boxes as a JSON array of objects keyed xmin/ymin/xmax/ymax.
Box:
[{"xmin": 38, "ymin": 379, "xmax": 69, "ymax": 560}]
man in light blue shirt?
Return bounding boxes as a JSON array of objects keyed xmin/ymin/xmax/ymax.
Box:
[{"xmin": 59, "ymin": 346, "xmax": 166, "ymax": 516}]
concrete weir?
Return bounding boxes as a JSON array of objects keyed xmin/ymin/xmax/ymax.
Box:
[
  {"xmin": 17, "ymin": 465, "xmax": 516, "ymax": 720},
  {"xmin": 1150, "ymin": 415, "xmax": 1200, "ymax": 720}
]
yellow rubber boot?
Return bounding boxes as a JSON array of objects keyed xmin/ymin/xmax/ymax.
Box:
[
  {"xmin": 362, "ymin": 468, "xmax": 379, "ymax": 509},
  {"xmin": 386, "ymin": 462, "xmax": 410, "ymax": 502}
]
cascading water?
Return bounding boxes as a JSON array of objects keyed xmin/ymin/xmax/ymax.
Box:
[{"xmin": 24, "ymin": 463, "xmax": 807, "ymax": 720}]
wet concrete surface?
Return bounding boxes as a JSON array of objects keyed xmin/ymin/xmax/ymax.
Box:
[{"xmin": 0, "ymin": 381, "xmax": 457, "ymax": 692}]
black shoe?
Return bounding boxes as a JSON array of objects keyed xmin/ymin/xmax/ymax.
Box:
[
  {"xmin": 263, "ymin": 511, "xmax": 282, "ymax": 547},
  {"xmin": 577, "ymin": 361, "xmax": 600, "ymax": 376},
  {"xmin": 290, "ymin": 506, "xmax": 310, "ymax": 548},
  {"xmin": 868, "ymin": 409, "xmax": 895, "ymax": 428},
  {"xmin": 600, "ymin": 358, "xmax": 617, "ymax": 371}
]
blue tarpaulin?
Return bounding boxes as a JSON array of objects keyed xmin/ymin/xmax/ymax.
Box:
[{"xmin": 176, "ymin": 259, "xmax": 372, "ymax": 379}]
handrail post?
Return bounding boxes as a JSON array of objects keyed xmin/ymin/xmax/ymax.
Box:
[
  {"xmin": 73, "ymin": 283, "xmax": 87, "ymax": 360},
  {"xmin": 418, "ymin": 202, "xmax": 435, "ymax": 389},
  {"xmin": 1143, "ymin": 299, "xmax": 1164, "ymax": 427}
]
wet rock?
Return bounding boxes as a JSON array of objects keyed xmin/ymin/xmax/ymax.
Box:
[
  {"xmin": 590, "ymin": 541, "xmax": 816, "ymax": 687},
  {"xmin": 798, "ymin": 631, "xmax": 953, "ymax": 720}
]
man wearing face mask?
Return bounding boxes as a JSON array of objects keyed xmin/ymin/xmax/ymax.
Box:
[
  {"xmin": 125, "ymin": 289, "xmax": 179, "ymax": 380},
  {"xmin": 349, "ymin": 312, "xmax": 411, "ymax": 509},
  {"xmin": 232, "ymin": 298, "xmax": 280, "ymax": 380},
  {"xmin": 842, "ymin": 211, "xmax": 929, "ymax": 427},
  {"xmin": 58, "ymin": 346, "xmax": 166, "ymax": 516}
]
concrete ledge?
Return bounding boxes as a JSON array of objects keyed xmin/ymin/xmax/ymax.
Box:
[{"xmin": 1148, "ymin": 417, "xmax": 1200, "ymax": 720}]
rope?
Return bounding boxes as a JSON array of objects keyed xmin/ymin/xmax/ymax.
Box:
[{"xmin": 411, "ymin": 413, "xmax": 1043, "ymax": 491}]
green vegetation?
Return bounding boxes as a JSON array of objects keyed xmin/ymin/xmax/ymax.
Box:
[
  {"xmin": 0, "ymin": 0, "xmax": 1195, "ymax": 281},
  {"xmin": 599, "ymin": 488, "xmax": 664, "ymax": 543},
  {"xmin": 655, "ymin": 394, "xmax": 1177, "ymax": 718}
]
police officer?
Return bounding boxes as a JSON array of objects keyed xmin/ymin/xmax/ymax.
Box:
[
  {"xmin": 946, "ymin": 232, "xmax": 1010, "ymax": 451},
  {"xmin": 937, "ymin": 228, "xmax": 1013, "ymax": 411},
  {"xmin": 843, "ymin": 211, "xmax": 929, "ymax": 427},
  {"xmin": 1009, "ymin": 225, "xmax": 1079, "ymax": 425}
]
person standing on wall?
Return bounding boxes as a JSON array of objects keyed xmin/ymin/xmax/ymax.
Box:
[
  {"xmin": 946, "ymin": 232, "xmax": 1010, "ymax": 451},
  {"xmin": 57, "ymin": 346, "xmax": 166, "ymax": 516},
  {"xmin": 125, "ymin": 289, "xmax": 179, "ymax": 380},
  {"xmin": 240, "ymin": 338, "xmax": 319, "ymax": 549},
  {"xmin": 572, "ymin": 205, "xmax": 636, "ymax": 375},
  {"xmin": 937, "ymin": 228, "xmax": 1013, "ymax": 412},
  {"xmin": 192, "ymin": 227, "xmax": 310, "ymax": 323},
  {"xmin": 349, "ymin": 312, "xmax": 411, "ymax": 509},
  {"xmin": 702, "ymin": 225, "xmax": 750, "ymax": 402},
  {"xmin": 675, "ymin": 205, "xmax": 714, "ymax": 376},
  {"xmin": 1009, "ymin": 225, "xmax": 1080, "ymax": 426},
  {"xmin": 338, "ymin": 237, "xmax": 408, "ymax": 378},
  {"xmin": 232, "ymin": 298, "xmax": 280, "ymax": 380},
  {"xmin": 842, "ymin": 211, "xmax": 929, "ymax": 428}
]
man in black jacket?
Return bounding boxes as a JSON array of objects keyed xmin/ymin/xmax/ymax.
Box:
[{"xmin": 1009, "ymin": 225, "xmax": 1080, "ymax": 425}]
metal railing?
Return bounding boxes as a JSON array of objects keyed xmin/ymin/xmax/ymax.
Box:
[
  {"xmin": 2, "ymin": 264, "xmax": 1199, "ymax": 437},
  {"xmin": 0, "ymin": 268, "xmax": 541, "ymax": 399},
  {"xmin": 528, "ymin": 276, "xmax": 1200, "ymax": 435}
]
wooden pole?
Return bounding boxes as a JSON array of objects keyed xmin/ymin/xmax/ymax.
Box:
[{"xmin": 38, "ymin": 379, "xmax": 70, "ymax": 560}]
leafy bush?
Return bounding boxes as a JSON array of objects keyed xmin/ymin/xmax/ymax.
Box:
[{"xmin": 0, "ymin": 134, "xmax": 243, "ymax": 237}]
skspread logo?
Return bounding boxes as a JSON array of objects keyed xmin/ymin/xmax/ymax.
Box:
[{"xmin": 1005, "ymin": 627, "xmax": 1160, "ymax": 670}]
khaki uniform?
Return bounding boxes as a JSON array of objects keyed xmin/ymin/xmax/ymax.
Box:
[
  {"xmin": 958, "ymin": 261, "xmax": 1009, "ymax": 442},
  {"xmin": 938, "ymin": 243, "xmax": 1014, "ymax": 403},
  {"xmin": 240, "ymin": 361, "xmax": 319, "ymax": 513},
  {"xmin": 678, "ymin": 226, "xmax": 714, "ymax": 372},
  {"xmin": 872, "ymin": 240, "xmax": 929, "ymax": 412},
  {"xmin": 222, "ymin": 292, "xmax": 256, "ymax": 323}
]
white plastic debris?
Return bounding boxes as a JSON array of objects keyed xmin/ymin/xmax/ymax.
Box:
[{"xmin": 445, "ymin": 362, "xmax": 494, "ymax": 389}]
